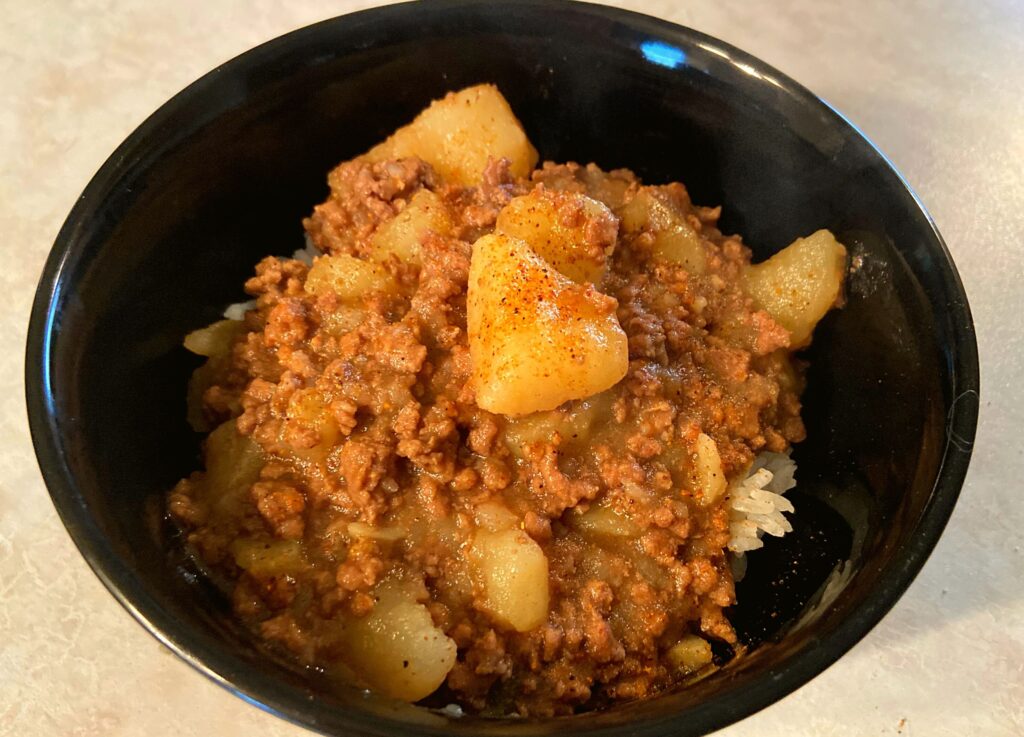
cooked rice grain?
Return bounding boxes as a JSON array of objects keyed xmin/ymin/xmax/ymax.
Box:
[{"xmin": 727, "ymin": 452, "xmax": 797, "ymax": 553}]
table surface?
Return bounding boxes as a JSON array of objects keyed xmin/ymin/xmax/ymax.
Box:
[{"xmin": 2, "ymin": 1, "xmax": 1022, "ymax": 735}]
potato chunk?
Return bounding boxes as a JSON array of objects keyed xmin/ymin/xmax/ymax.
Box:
[
  {"xmin": 533, "ymin": 163, "xmax": 637, "ymax": 210},
  {"xmin": 693, "ymin": 432, "xmax": 727, "ymax": 506},
  {"xmin": 230, "ymin": 539, "xmax": 305, "ymax": 577},
  {"xmin": 342, "ymin": 580, "xmax": 456, "ymax": 702},
  {"xmin": 666, "ymin": 635, "xmax": 713, "ymax": 674},
  {"xmin": 473, "ymin": 528, "xmax": 550, "ymax": 632},
  {"xmin": 184, "ymin": 319, "xmax": 245, "ymax": 358},
  {"xmin": 502, "ymin": 391, "xmax": 613, "ymax": 458},
  {"xmin": 467, "ymin": 233, "xmax": 628, "ymax": 416},
  {"xmin": 203, "ymin": 421, "xmax": 264, "ymax": 513},
  {"xmin": 184, "ymin": 319, "xmax": 247, "ymax": 430},
  {"xmin": 284, "ymin": 388, "xmax": 339, "ymax": 460},
  {"xmin": 742, "ymin": 229, "xmax": 847, "ymax": 348},
  {"xmin": 304, "ymin": 254, "xmax": 395, "ymax": 301},
  {"xmin": 473, "ymin": 501, "xmax": 519, "ymax": 532},
  {"xmin": 496, "ymin": 189, "xmax": 618, "ymax": 283},
  {"xmin": 570, "ymin": 504, "xmax": 640, "ymax": 539},
  {"xmin": 619, "ymin": 188, "xmax": 705, "ymax": 273},
  {"xmin": 362, "ymin": 84, "xmax": 538, "ymax": 185},
  {"xmin": 371, "ymin": 189, "xmax": 453, "ymax": 264}
]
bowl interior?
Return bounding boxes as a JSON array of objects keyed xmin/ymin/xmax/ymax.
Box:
[{"xmin": 28, "ymin": 2, "xmax": 976, "ymax": 736}]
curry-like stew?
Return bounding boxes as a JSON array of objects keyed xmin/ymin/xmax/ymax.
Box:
[{"xmin": 169, "ymin": 85, "xmax": 846, "ymax": 715}]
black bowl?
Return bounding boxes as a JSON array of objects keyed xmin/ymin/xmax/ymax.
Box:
[{"xmin": 25, "ymin": 1, "xmax": 978, "ymax": 735}]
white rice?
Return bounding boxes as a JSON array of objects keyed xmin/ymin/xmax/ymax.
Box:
[
  {"xmin": 439, "ymin": 703, "xmax": 465, "ymax": 718},
  {"xmin": 222, "ymin": 299, "xmax": 256, "ymax": 320},
  {"xmin": 726, "ymin": 451, "xmax": 797, "ymax": 554},
  {"xmin": 221, "ymin": 238, "xmax": 322, "ymax": 320},
  {"xmin": 292, "ymin": 234, "xmax": 320, "ymax": 265}
]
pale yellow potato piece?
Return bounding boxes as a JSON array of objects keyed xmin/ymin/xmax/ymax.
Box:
[
  {"xmin": 305, "ymin": 254, "xmax": 395, "ymax": 301},
  {"xmin": 320, "ymin": 306, "xmax": 366, "ymax": 336},
  {"xmin": 186, "ymin": 363, "xmax": 219, "ymax": 432},
  {"xmin": 532, "ymin": 162, "xmax": 637, "ymax": 210},
  {"xmin": 371, "ymin": 189, "xmax": 453, "ymax": 264},
  {"xmin": 285, "ymin": 388, "xmax": 339, "ymax": 460},
  {"xmin": 666, "ymin": 635, "xmax": 713, "ymax": 674},
  {"xmin": 619, "ymin": 188, "xmax": 705, "ymax": 273},
  {"xmin": 342, "ymin": 580, "xmax": 456, "ymax": 702},
  {"xmin": 203, "ymin": 421, "xmax": 264, "ymax": 513},
  {"xmin": 467, "ymin": 233, "xmax": 628, "ymax": 416},
  {"xmin": 573, "ymin": 166, "xmax": 635, "ymax": 211},
  {"xmin": 473, "ymin": 501, "xmax": 519, "ymax": 532},
  {"xmin": 571, "ymin": 504, "xmax": 640, "ymax": 539},
  {"xmin": 473, "ymin": 528, "xmax": 550, "ymax": 632},
  {"xmin": 502, "ymin": 391, "xmax": 614, "ymax": 458},
  {"xmin": 185, "ymin": 319, "xmax": 247, "ymax": 430},
  {"xmin": 230, "ymin": 539, "xmax": 305, "ymax": 577},
  {"xmin": 362, "ymin": 84, "xmax": 538, "ymax": 185},
  {"xmin": 742, "ymin": 229, "xmax": 847, "ymax": 348},
  {"xmin": 496, "ymin": 189, "xmax": 618, "ymax": 283},
  {"xmin": 693, "ymin": 432, "xmax": 727, "ymax": 506},
  {"xmin": 347, "ymin": 522, "xmax": 405, "ymax": 542},
  {"xmin": 184, "ymin": 318, "xmax": 245, "ymax": 357}
]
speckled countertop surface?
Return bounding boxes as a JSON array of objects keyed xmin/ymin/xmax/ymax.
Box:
[{"xmin": 2, "ymin": 1, "xmax": 1022, "ymax": 735}]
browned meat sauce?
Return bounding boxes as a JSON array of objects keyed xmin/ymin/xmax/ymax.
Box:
[{"xmin": 169, "ymin": 149, "xmax": 816, "ymax": 716}]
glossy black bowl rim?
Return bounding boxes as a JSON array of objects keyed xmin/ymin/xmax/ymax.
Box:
[{"xmin": 25, "ymin": 1, "xmax": 979, "ymax": 735}]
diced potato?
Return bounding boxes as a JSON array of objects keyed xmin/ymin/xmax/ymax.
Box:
[
  {"xmin": 532, "ymin": 163, "xmax": 637, "ymax": 210},
  {"xmin": 619, "ymin": 188, "xmax": 705, "ymax": 273},
  {"xmin": 571, "ymin": 504, "xmax": 640, "ymax": 539},
  {"xmin": 185, "ymin": 320, "xmax": 248, "ymax": 431},
  {"xmin": 230, "ymin": 538, "xmax": 305, "ymax": 577},
  {"xmin": 583, "ymin": 168, "xmax": 635, "ymax": 210},
  {"xmin": 502, "ymin": 392, "xmax": 613, "ymax": 458},
  {"xmin": 371, "ymin": 189, "xmax": 453, "ymax": 264},
  {"xmin": 304, "ymin": 254, "xmax": 395, "ymax": 301},
  {"xmin": 184, "ymin": 318, "xmax": 246, "ymax": 357},
  {"xmin": 495, "ymin": 189, "xmax": 618, "ymax": 283},
  {"xmin": 186, "ymin": 362, "xmax": 219, "ymax": 432},
  {"xmin": 574, "ymin": 166, "xmax": 635, "ymax": 211},
  {"xmin": 666, "ymin": 635, "xmax": 713, "ymax": 674},
  {"xmin": 284, "ymin": 388, "xmax": 339, "ymax": 459},
  {"xmin": 473, "ymin": 501, "xmax": 518, "ymax": 532},
  {"xmin": 742, "ymin": 229, "xmax": 847, "ymax": 348},
  {"xmin": 204, "ymin": 421, "xmax": 264, "ymax": 512},
  {"xmin": 342, "ymin": 579, "xmax": 456, "ymax": 702},
  {"xmin": 472, "ymin": 528, "xmax": 549, "ymax": 632},
  {"xmin": 362, "ymin": 84, "xmax": 538, "ymax": 186},
  {"xmin": 320, "ymin": 305, "xmax": 366, "ymax": 336},
  {"xmin": 693, "ymin": 432, "xmax": 727, "ymax": 506},
  {"xmin": 467, "ymin": 233, "xmax": 628, "ymax": 416}
]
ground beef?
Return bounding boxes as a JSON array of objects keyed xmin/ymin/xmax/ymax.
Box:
[{"xmin": 169, "ymin": 153, "xmax": 808, "ymax": 717}]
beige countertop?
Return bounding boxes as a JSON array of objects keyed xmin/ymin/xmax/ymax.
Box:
[{"xmin": 2, "ymin": 1, "xmax": 1022, "ymax": 735}]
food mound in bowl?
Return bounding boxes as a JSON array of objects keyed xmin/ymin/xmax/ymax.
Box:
[{"xmin": 168, "ymin": 84, "xmax": 847, "ymax": 716}]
